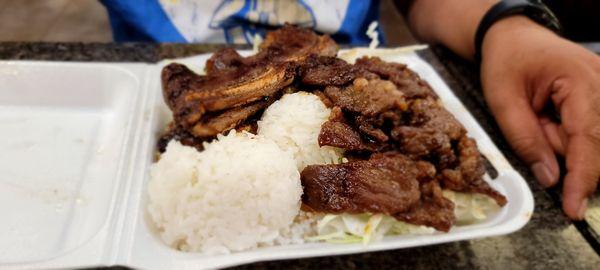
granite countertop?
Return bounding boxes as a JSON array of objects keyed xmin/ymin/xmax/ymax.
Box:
[{"xmin": 0, "ymin": 42, "xmax": 598, "ymax": 269}]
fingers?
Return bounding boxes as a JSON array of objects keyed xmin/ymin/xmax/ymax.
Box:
[
  {"xmin": 487, "ymin": 91, "xmax": 560, "ymax": 188},
  {"xmin": 559, "ymin": 89, "xmax": 600, "ymax": 219},
  {"xmin": 539, "ymin": 117, "xmax": 566, "ymax": 155},
  {"xmin": 562, "ymin": 133, "xmax": 600, "ymax": 219}
]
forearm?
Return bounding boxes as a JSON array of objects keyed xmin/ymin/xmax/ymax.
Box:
[{"xmin": 407, "ymin": 0, "xmax": 498, "ymax": 59}]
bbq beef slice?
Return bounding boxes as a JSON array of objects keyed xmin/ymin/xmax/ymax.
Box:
[
  {"xmin": 299, "ymin": 55, "xmax": 359, "ymax": 86},
  {"xmin": 317, "ymin": 78, "xmax": 408, "ymax": 152},
  {"xmin": 301, "ymin": 153, "xmax": 422, "ymax": 215},
  {"xmin": 318, "ymin": 118, "xmax": 386, "ymax": 152},
  {"xmin": 390, "ymin": 99, "xmax": 461, "ymax": 165},
  {"xmin": 301, "ymin": 153, "xmax": 455, "ymax": 231},
  {"xmin": 391, "ymin": 126, "xmax": 451, "ymax": 159},
  {"xmin": 324, "ymin": 78, "xmax": 407, "ymax": 117},
  {"xmin": 355, "ymin": 56, "xmax": 437, "ymax": 99},
  {"xmin": 408, "ymin": 98, "xmax": 464, "ymax": 140},
  {"xmin": 318, "ymin": 106, "xmax": 376, "ymax": 152}
]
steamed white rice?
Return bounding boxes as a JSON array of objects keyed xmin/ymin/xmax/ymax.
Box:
[
  {"xmin": 258, "ymin": 92, "xmax": 343, "ymax": 170},
  {"xmin": 148, "ymin": 131, "xmax": 302, "ymax": 254}
]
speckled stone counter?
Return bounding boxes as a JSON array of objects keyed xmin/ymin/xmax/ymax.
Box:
[{"xmin": 1, "ymin": 42, "xmax": 598, "ymax": 269}]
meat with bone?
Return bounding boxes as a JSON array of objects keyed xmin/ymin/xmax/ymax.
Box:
[
  {"xmin": 190, "ymin": 99, "xmax": 272, "ymax": 138},
  {"xmin": 157, "ymin": 123, "xmax": 205, "ymax": 153},
  {"xmin": 161, "ymin": 25, "xmax": 339, "ymax": 145},
  {"xmin": 162, "ymin": 62, "xmax": 294, "ymax": 124}
]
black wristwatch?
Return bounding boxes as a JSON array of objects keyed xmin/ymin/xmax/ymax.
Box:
[{"xmin": 474, "ymin": 0, "xmax": 562, "ymax": 62}]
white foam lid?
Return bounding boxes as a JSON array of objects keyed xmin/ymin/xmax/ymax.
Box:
[{"xmin": 0, "ymin": 49, "xmax": 534, "ymax": 270}]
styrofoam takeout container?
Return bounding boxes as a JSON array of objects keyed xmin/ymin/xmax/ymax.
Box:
[{"xmin": 0, "ymin": 48, "xmax": 534, "ymax": 269}]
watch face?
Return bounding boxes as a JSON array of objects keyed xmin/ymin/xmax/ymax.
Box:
[
  {"xmin": 534, "ymin": 4, "xmax": 562, "ymax": 33},
  {"xmin": 519, "ymin": 0, "xmax": 562, "ymax": 33}
]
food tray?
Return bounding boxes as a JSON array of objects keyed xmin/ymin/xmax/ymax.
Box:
[{"xmin": 0, "ymin": 48, "xmax": 534, "ymax": 269}]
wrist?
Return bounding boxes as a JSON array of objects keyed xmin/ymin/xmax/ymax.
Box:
[
  {"xmin": 481, "ymin": 16, "xmax": 551, "ymax": 63},
  {"xmin": 409, "ymin": 0, "xmax": 498, "ymax": 59}
]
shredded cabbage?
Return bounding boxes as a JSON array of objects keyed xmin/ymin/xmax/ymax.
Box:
[
  {"xmin": 443, "ymin": 190, "xmax": 500, "ymax": 225},
  {"xmin": 308, "ymin": 190, "xmax": 500, "ymax": 245},
  {"xmin": 307, "ymin": 213, "xmax": 433, "ymax": 245}
]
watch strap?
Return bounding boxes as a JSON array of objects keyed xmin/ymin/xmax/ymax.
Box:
[{"xmin": 474, "ymin": 0, "xmax": 561, "ymax": 62}]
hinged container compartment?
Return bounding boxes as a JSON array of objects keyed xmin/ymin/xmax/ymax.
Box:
[{"xmin": 0, "ymin": 49, "xmax": 534, "ymax": 270}]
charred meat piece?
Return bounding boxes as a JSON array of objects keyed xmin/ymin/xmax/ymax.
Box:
[
  {"xmin": 391, "ymin": 126, "xmax": 453, "ymax": 160},
  {"xmin": 191, "ymin": 99, "xmax": 271, "ymax": 137},
  {"xmin": 157, "ymin": 123, "xmax": 207, "ymax": 153},
  {"xmin": 157, "ymin": 100, "xmax": 267, "ymax": 151},
  {"xmin": 299, "ymin": 55, "xmax": 358, "ymax": 86},
  {"xmin": 318, "ymin": 107, "xmax": 387, "ymax": 152},
  {"xmin": 441, "ymin": 137, "xmax": 508, "ymax": 206},
  {"xmin": 324, "ymin": 78, "xmax": 408, "ymax": 117},
  {"xmin": 161, "ymin": 62, "xmax": 206, "ymax": 113},
  {"xmin": 161, "ymin": 62, "xmax": 295, "ymax": 128},
  {"xmin": 176, "ymin": 63, "xmax": 294, "ymax": 113},
  {"xmin": 394, "ymin": 181, "xmax": 455, "ymax": 232},
  {"xmin": 319, "ymin": 120, "xmax": 382, "ymax": 152},
  {"xmin": 394, "ymin": 97, "xmax": 465, "ymax": 169},
  {"xmin": 355, "ymin": 56, "xmax": 437, "ymax": 99},
  {"xmin": 301, "ymin": 152, "xmax": 453, "ymax": 231},
  {"xmin": 409, "ymin": 98, "xmax": 465, "ymax": 140},
  {"xmin": 355, "ymin": 115, "xmax": 389, "ymax": 142},
  {"xmin": 259, "ymin": 24, "xmax": 338, "ymax": 62},
  {"xmin": 301, "ymin": 153, "xmax": 423, "ymax": 215},
  {"xmin": 205, "ymin": 48, "xmax": 251, "ymax": 76}
]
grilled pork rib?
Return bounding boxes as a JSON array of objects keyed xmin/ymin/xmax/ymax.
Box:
[{"xmin": 161, "ymin": 24, "xmax": 338, "ymax": 139}]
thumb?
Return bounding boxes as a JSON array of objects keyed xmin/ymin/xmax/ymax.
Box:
[
  {"xmin": 558, "ymin": 85, "xmax": 600, "ymax": 219},
  {"xmin": 562, "ymin": 133, "xmax": 600, "ymax": 219},
  {"xmin": 485, "ymin": 83, "xmax": 560, "ymax": 188}
]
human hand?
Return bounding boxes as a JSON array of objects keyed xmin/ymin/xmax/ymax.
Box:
[{"xmin": 480, "ymin": 16, "xmax": 600, "ymax": 219}]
